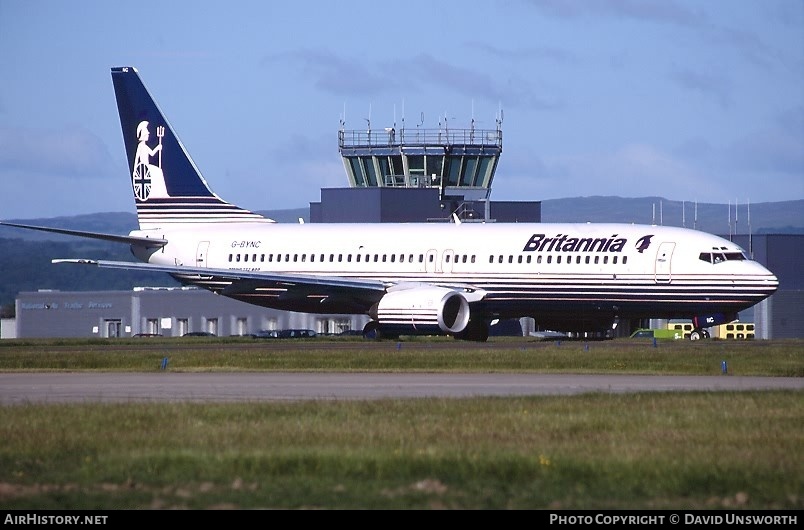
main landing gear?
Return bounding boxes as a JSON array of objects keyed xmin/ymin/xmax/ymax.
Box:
[{"xmin": 689, "ymin": 328, "xmax": 711, "ymax": 341}]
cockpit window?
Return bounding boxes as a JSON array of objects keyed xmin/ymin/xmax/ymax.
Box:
[{"xmin": 699, "ymin": 251, "xmax": 746, "ymax": 264}]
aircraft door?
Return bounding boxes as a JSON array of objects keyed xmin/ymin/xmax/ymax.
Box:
[
  {"xmin": 442, "ymin": 249, "xmax": 455, "ymax": 274},
  {"xmin": 196, "ymin": 241, "xmax": 210, "ymax": 267},
  {"xmin": 426, "ymin": 249, "xmax": 439, "ymax": 274},
  {"xmin": 654, "ymin": 242, "xmax": 675, "ymax": 283}
]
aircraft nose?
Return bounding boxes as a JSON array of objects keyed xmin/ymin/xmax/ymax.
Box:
[{"xmin": 761, "ymin": 265, "xmax": 780, "ymax": 293}]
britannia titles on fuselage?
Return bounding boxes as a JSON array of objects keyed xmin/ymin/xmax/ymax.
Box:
[{"xmin": 522, "ymin": 233, "xmax": 628, "ymax": 253}]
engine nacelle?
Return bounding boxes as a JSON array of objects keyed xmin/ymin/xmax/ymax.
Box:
[{"xmin": 371, "ymin": 286, "xmax": 471, "ymax": 336}]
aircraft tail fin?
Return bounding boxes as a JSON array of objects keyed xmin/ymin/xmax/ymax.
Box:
[{"xmin": 111, "ymin": 67, "xmax": 272, "ymax": 228}]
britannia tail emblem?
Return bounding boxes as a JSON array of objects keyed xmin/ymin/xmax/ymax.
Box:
[{"xmin": 132, "ymin": 121, "xmax": 165, "ymax": 201}]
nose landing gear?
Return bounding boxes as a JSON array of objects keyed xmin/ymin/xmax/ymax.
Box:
[{"xmin": 689, "ymin": 328, "xmax": 711, "ymax": 340}]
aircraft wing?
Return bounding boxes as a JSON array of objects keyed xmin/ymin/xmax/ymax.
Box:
[
  {"xmin": 53, "ymin": 259, "xmax": 388, "ymax": 289},
  {"xmin": 53, "ymin": 258, "xmax": 390, "ymax": 310},
  {"xmin": 52, "ymin": 259, "xmax": 488, "ymax": 312}
]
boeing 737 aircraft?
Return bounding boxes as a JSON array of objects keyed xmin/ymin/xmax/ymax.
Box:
[{"xmin": 1, "ymin": 67, "xmax": 779, "ymax": 341}]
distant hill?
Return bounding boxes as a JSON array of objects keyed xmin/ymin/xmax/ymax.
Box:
[
  {"xmin": 539, "ymin": 197, "xmax": 804, "ymax": 235},
  {"xmin": 2, "ymin": 199, "xmax": 800, "ymax": 239},
  {"xmin": 1, "ymin": 196, "xmax": 801, "ymax": 311}
]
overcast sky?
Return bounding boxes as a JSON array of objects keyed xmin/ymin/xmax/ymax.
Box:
[{"xmin": 1, "ymin": 0, "xmax": 802, "ymax": 219}]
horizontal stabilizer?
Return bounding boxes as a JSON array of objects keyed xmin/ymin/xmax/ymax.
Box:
[{"xmin": 0, "ymin": 222, "xmax": 167, "ymax": 247}]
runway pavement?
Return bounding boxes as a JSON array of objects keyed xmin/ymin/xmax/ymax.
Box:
[{"xmin": 1, "ymin": 372, "xmax": 801, "ymax": 404}]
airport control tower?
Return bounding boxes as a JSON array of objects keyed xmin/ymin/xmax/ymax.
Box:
[
  {"xmin": 338, "ymin": 117, "xmax": 502, "ymax": 201},
  {"xmin": 309, "ymin": 114, "xmax": 540, "ymax": 223}
]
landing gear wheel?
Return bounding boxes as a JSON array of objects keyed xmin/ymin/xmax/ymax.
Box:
[
  {"xmin": 689, "ymin": 328, "xmax": 709, "ymax": 341},
  {"xmin": 362, "ymin": 321, "xmax": 380, "ymax": 340}
]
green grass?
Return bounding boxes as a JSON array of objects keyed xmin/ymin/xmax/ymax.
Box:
[
  {"xmin": 0, "ymin": 336, "xmax": 801, "ymax": 376},
  {"xmin": 0, "ymin": 337, "xmax": 801, "ymax": 509}
]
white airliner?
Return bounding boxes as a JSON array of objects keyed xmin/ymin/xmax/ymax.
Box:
[{"xmin": 1, "ymin": 66, "xmax": 779, "ymax": 341}]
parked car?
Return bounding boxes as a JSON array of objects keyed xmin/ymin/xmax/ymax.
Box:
[
  {"xmin": 277, "ymin": 329, "xmax": 317, "ymax": 338},
  {"xmin": 337, "ymin": 329, "xmax": 364, "ymax": 337},
  {"xmin": 252, "ymin": 329, "xmax": 279, "ymax": 339},
  {"xmin": 182, "ymin": 331, "xmax": 216, "ymax": 337}
]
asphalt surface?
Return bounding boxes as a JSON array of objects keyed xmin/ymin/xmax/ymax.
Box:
[{"xmin": 1, "ymin": 372, "xmax": 801, "ymax": 404}]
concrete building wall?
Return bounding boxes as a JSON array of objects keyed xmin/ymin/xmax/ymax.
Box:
[
  {"xmin": 0, "ymin": 318, "xmax": 16, "ymax": 339},
  {"xmin": 14, "ymin": 287, "xmax": 369, "ymax": 339}
]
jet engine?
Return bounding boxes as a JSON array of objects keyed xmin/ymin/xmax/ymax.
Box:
[{"xmin": 367, "ymin": 285, "xmax": 472, "ymax": 338}]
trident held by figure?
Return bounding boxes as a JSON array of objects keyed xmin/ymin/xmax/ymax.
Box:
[{"xmin": 157, "ymin": 125, "xmax": 164, "ymax": 167}]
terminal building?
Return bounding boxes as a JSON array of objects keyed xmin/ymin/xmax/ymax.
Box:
[{"xmin": 4, "ymin": 119, "xmax": 802, "ymax": 339}]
